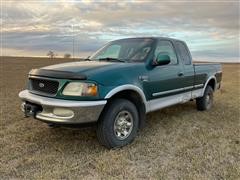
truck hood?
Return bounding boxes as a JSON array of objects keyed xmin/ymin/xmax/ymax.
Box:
[
  {"xmin": 29, "ymin": 60, "xmax": 146, "ymax": 85},
  {"xmin": 29, "ymin": 61, "xmax": 117, "ymax": 80},
  {"xmin": 42, "ymin": 61, "xmax": 115, "ymax": 73}
]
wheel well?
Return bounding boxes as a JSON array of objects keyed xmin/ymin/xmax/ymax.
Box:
[
  {"xmin": 207, "ymin": 78, "xmax": 216, "ymax": 91},
  {"xmin": 106, "ymin": 90, "xmax": 146, "ymax": 129}
]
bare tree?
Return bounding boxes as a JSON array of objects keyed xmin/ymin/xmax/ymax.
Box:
[
  {"xmin": 47, "ymin": 51, "xmax": 55, "ymax": 59},
  {"xmin": 64, "ymin": 53, "xmax": 71, "ymax": 59}
]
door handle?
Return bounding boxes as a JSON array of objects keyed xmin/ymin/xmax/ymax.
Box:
[{"xmin": 178, "ymin": 72, "xmax": 184, "ymax": 77}]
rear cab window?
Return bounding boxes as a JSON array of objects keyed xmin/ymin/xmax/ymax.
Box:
[{"xmin": 175, "ymin": 41, "xmax": 192, "ymax": 65}]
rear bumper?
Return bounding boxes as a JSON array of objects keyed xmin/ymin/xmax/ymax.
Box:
[{"xmin": 19, "ymin": 90, "xmax": 106, "ymax": 124}]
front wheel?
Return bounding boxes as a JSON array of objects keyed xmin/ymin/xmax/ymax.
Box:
[
  {"xmin": 96, "ymin": 99, "xmax": 139, "ymax": 149},
  {"xmin": 196, "ymin": 85, "xmax": 214, "ymax": 111}
]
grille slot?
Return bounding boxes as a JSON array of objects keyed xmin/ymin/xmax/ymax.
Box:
[{"xmin": 29, "ymin": 78, "xmax": 59, "ymax": 95}]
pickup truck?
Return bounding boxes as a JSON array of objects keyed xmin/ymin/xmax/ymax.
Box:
[{"xmin": 19, "ymin": 37, "xmax": 222, "ymax": 149}]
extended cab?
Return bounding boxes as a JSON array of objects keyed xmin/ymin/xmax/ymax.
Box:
[{"xmin": 19, "ymin": 37, "xmax": 222, "ymax": 148}]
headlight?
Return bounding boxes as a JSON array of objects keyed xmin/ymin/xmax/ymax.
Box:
[{"xmin": 62, "ymin": 82, "xmax": 98, "ymax": 96}]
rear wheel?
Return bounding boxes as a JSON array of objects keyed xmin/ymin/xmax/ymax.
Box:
[
  {"xmin": 196, "ymin": 85, "xmax": 214, "ymax": 111},
  {"xmin": 96, "ymin": 99, "xmax": 139, "ymax": 149}
]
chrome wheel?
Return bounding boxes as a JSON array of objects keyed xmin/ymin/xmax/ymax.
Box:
[{"xmin": 114, "ymin": 110, "xmax": 133, "ymax": 140}]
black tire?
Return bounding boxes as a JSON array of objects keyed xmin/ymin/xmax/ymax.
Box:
[
  {"xmin": 96, "ymin": 98, "xmax": 139, "ymax": 149},
  {"xmin": 196, "ymin": 85, "xmax": 214, "ymax": 111}
]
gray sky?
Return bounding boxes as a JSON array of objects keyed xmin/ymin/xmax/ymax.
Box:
[{"xmin": 1, "ymin": 0, "xmax": 239, "ymax": 62}]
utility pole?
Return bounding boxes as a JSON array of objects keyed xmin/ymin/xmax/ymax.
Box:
[{"xmin": 72, "ymin": 25, "xmax": 74, "ymax": 59}]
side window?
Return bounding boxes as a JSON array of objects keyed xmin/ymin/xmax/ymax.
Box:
[
  {"xmin": 176, "ymin": 42, "xmax": 191, "ymax": 65},
  {"xmin": 154, "ymin": 41, "xmax": 178, "ymax": 64}
]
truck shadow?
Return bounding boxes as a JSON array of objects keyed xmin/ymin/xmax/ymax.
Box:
[{"xmin": 28, "ymin": 101, "xmax": 197, "ymax": 152}]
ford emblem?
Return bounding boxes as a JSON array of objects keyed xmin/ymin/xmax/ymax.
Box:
[{"xmin": 39, "ymin": 83, "xmax": 45, "ymax": 88}]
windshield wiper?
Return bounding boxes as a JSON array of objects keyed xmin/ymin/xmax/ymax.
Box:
[
  {"xmin": 98, "ymin": 57, "xmax": 126, "ymax": 62},
  {"xmin": 84, "ymin": 56, "xmax": 93, "ymax": 61}
]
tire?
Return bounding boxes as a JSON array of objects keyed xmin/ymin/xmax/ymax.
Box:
[
  {"xmin": 196, "ymin": 85, "xmax": 214, "ymax": 111},
  {"xmin": 96, "ymin": 98, "xmax": 139, "ymax": 149}
]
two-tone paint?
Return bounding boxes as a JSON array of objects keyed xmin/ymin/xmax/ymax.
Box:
[{"xmin": 19, "ymin": 37, "xmax": 222, "ymax": 124}]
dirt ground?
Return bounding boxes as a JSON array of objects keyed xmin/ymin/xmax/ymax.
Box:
[{"xmin": 0, "ymin": 57, "xmax": 239, "ymax": 179}]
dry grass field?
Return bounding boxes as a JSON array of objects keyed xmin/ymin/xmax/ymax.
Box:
[{"xmin": 0, "ymin": 57, "xmax": 239, "ymax": 179}]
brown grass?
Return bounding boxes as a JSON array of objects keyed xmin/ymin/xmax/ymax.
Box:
[{"xmin": 0, "ymin": 57, "xmax": 239, "ymax": 179}]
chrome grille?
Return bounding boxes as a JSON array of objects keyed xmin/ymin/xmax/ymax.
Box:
[{"xmin": 29, "ymin": 78, "xmax": 59, "ymax": 95}]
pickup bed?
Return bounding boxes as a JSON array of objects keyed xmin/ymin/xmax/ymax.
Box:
[{"xmin": 19, "ymin": 37, "xmax": 222, "ymax": 148}]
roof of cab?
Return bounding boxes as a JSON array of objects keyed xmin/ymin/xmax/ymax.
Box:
[{"xmin": 114, "ymin": 37, "xmax": 183, "ymax": 42}]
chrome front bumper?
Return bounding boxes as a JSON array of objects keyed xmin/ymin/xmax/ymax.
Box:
[{"xmin": 19, "ymin": 90, "xmax": 107, "ymax": 124}]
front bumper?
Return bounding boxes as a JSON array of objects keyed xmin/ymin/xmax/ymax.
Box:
[{"xmin": 19, "ymin": 90, "xmax": 107, "ymax": 124}]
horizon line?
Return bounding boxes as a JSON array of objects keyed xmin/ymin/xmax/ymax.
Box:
[{"xmin": 1, "ymin": 55, "xmax": 239, "ymax": 63}]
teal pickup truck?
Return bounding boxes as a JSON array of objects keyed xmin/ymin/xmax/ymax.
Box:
[{"xmin": 19, "ymin": 37, "xmax": 222, "ymax": 148}]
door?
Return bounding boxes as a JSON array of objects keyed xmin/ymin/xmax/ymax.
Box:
[{"xmin": 144, "ymin": 40, "xmax": 185, "ymax": 101}]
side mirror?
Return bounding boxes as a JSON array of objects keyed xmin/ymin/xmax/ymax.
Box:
[{"xmin": 154, "ymin": 53, "xmax": 171, "ymax": 66}]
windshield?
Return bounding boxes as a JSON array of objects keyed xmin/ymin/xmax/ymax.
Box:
[{"xmin": 89, "ymin": 38, "xmax": 154, "ymax": 62}]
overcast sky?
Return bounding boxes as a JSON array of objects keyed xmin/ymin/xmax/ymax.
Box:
[{"xmin": 1, "ymin": 0, "xmax": 239, "ymax": 62}]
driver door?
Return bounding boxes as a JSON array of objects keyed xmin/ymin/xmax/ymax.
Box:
[{"xmin": 143, "ymin": 40, "xmax": 185, "ymax": 102}]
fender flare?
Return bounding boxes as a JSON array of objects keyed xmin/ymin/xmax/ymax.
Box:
[
  {"xmin": 104, "ymin": 84, "xmax": 147, "ymax": 105},
  {"xmin": 202, "ymin": 76, "xmax": 217, "ymax": 96}
]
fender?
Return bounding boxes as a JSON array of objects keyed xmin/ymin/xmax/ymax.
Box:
[
  {"xmin": 104, "ymin": 84, "xmax": 147, "ymax": 105},
  {"xmin": 202, "ymin": 76, "xmax": 217, "ymax": 96}
]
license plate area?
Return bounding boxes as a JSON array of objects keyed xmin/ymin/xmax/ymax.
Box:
[{"xmin": 22, "ymin": 102, "xmax": 43, "ymax": 117}]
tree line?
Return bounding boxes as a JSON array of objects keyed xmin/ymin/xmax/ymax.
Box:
[{"xmin": 47, "ymin": 51, "xmax": 71, "ymax": 59}]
